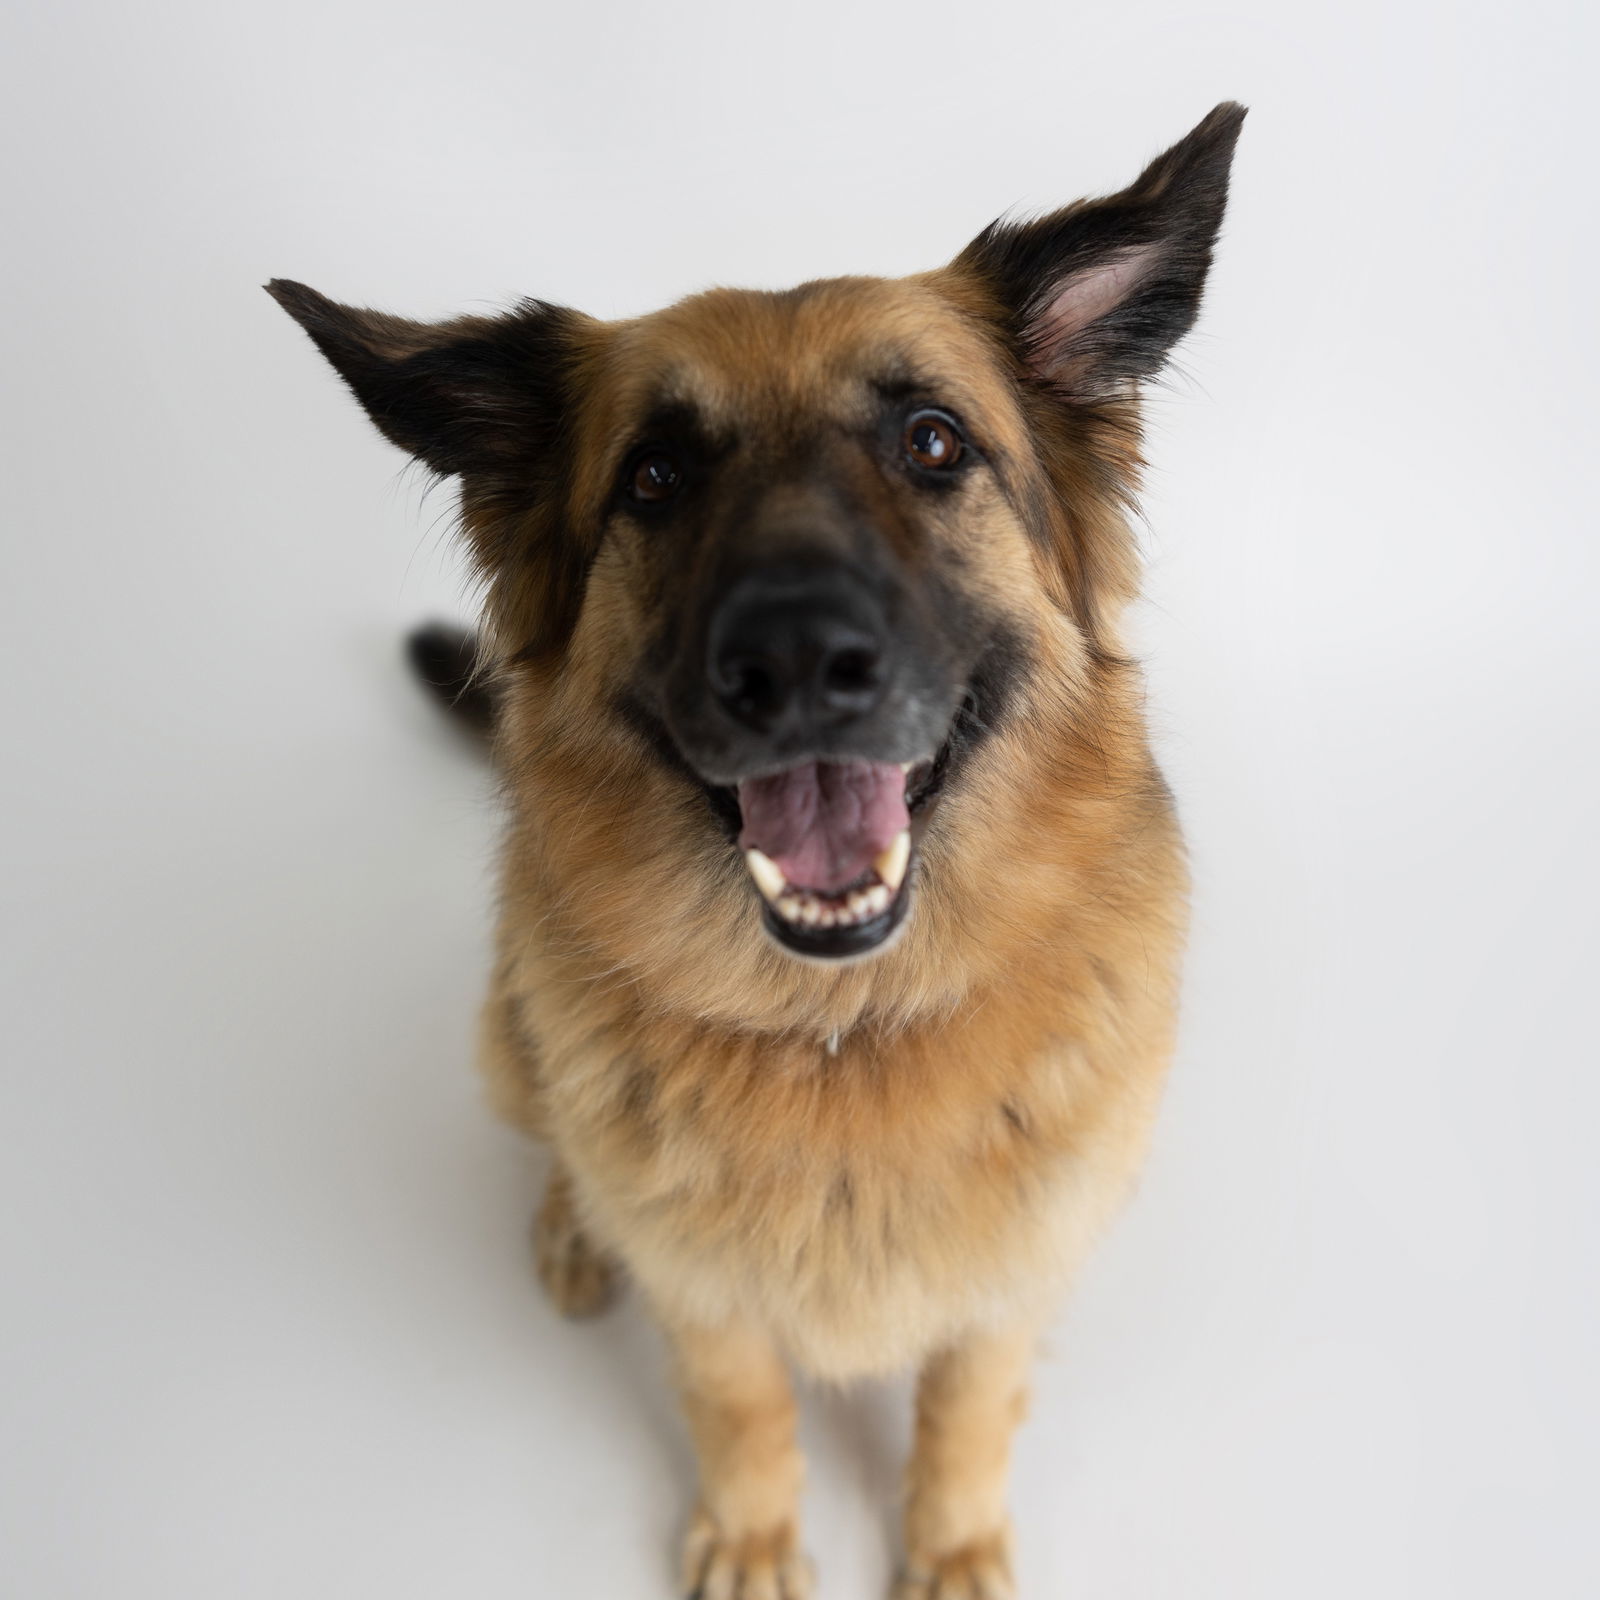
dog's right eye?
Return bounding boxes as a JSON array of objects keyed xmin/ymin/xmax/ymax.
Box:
[
  {"xmin": 902, "ymin": 410, "xmax": 965, "ymax": 472},
  {"xmin": 630, "ymin": 451, "xmax": 683, "ymax": 504}
]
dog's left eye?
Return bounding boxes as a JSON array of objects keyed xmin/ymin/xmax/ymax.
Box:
[
  {"xmin": 903, "ymin": 410, "xmax": 964, "ymax": 471},
  {"xmin": 630, "ymin": 452, "xmax": 683, "ymax": 503}
]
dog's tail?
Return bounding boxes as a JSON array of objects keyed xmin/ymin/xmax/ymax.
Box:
[{"xmin": 405, "ymin": 622, "xmax": 496, "ymax": 733}]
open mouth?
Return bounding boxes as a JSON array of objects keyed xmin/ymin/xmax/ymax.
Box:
[
  {"xmin": 629, "ymin": 654, "xmax": 1004, "ymax": 965},
  {"xmin": 736, "ymin": 759, "xmax": 919, "ymax": 961}
]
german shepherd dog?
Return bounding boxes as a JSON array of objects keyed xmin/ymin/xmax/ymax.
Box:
[{"xmin": 269, "ymin": 102, "xmax": 1244, "ymax": 1598}]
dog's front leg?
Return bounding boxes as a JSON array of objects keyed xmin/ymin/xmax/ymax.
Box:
[
  {"xmin": 896, "ymin": 1321, "xmax": 1037, "ymax": 1599},
  {"xmin": 668, "ymin": 1313, "xmax": 812, "ymax": 1599}
]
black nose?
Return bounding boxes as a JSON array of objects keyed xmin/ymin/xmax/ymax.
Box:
[{"xmin": 708, "ymin": 567, "xmax": 889, "ymax": 735}]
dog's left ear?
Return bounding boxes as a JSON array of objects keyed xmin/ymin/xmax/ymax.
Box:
[
  {"xmin": 268, "ymin": 280, "xmax": 595, "ymax": 655},
  {"xmin": 264, "ymin": 279, "xmax": 578, "ymax": 479},
  {"xmin": 952, "ymin": 102, "xmax": 1246, "ymax": 399}
]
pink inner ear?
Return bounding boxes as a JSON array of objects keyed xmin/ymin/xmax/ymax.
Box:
[{"xmin": 1030, "ymin": 243, "xmax": 1161, "ymax": 384}]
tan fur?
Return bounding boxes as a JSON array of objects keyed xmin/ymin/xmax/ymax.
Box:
[
  {"xmin": 471, "ymin": 273, "xmax": 1188, "ymax": 1591},
  {"xmin": 673, "ymin": 1317, "xmax": 813, "ymax": 1600},
  {"xmin": 533, "ymin": 1161, "xmax": 617, "ymax": 1319},
  {"xmin": 898, "ymin": 1321, "xmax": 1038, "ymax": 1598}
]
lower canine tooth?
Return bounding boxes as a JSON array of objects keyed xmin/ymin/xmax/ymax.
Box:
[
  {"xmin": 874, "ymin": 829, "xmax": 911, "ymax": 893},
  {"xmin": 744, "ymin": 849, "xmax": 787, "ymax": 902}
]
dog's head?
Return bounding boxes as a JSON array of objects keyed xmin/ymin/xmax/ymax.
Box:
[{"xmin": 270, "ymin": 105, "xmax": 1241, "ymax": 983}]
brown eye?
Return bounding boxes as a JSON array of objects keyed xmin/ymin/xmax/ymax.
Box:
[
  {"xmin": 903, "ymin": 411, "xmax": 963, "ymax": 471},
  {"xmin": 630, "ymin": 451, "xmax": 683, "ymax": 503}
]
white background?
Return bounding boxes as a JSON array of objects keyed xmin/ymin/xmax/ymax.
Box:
[{"xmin": 3, "ymin": 1, "xmax": 1596, "ymax": 1596}]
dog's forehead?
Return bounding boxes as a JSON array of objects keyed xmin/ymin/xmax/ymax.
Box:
[{"xmin": 602, "ymin": 275, "xmax": 1016, "ymax": 436}]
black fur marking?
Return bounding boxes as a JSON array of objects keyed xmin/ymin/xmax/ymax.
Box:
[
  {"xmin": 1088, "ymin": 955, "xmax": 1123, "ymax": 1001},
  {"xmin": 680, "ymin": 1082, "xmax": 706, "ymax": 1131},
  {"xmin": 611, "ymin": 401, "xmax": 737, "ymax": 522},
  {"xmin": 619, "ymin": 1063, "xmax": 658, "ymax": 1131},
  {"xmin": 903, "ymin": 624, "xmax": 1029, "ymax": 814}
]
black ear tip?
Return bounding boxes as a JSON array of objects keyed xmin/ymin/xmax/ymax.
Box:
[
  {"xmin": 1192, "ymin": 101, "xmax": 1249, "ymax": 150},
  {"xmin": 263, "ymin": 278, "xmax": 335, "ymax": 329},
  {"xmin": 1147, "ymin": 101, "xmax": 1246, "ymax": 193}
]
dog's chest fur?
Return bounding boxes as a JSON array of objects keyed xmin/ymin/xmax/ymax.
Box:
[{"xmin": 503, "ymin": 917, "xmax": 1177, "ymax": 1378}]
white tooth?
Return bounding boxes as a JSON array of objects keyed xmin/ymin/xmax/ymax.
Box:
[
  {"xmin": 874, "ymin": 829, "xmax": 911, "ymax": 893},
  {"xmin": 900, "ymin": 761, "xmax": 914, "ymax": 773},
  {"xmin": 847, "ymin": 890, "xmax": 869, "ymax": 917},
  {"xmin": 744, "ymin": 849, "xmax": 786, "ymax": 902},
  {"xmin": 777, "ymin": 895, "xmax": 803, "ymax": 923},
  {"xmin": 866, "ymin": 884, "xmax": 889, "ymax": 914}
]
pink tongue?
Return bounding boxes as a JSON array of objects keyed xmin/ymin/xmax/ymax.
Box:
[{"xmin": 738, "ymin": 761, "xmax": 908, "ymax": 894}]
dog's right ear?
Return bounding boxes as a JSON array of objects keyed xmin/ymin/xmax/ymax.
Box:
[
  {"xmin": 949, "ymin": 102, "xmax": 1245, "ymax": 401},
  {"xmin": 264, "ymin": 280, "xmax": 578, "ymax": 480}
]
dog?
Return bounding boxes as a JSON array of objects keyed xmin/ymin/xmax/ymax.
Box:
[{"xmin": 268, "ymin": 101, "xmax": 1244, "ymax": 1599}]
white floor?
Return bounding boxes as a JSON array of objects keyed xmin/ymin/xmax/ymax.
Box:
[{"xmin": 3, "ymin": 2, "xmax": 1597, "ymax": 1596}]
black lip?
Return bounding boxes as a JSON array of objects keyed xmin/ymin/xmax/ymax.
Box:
[{"xmin": 758, "ymin": 878, "xmax": 912, "ymax": 960}]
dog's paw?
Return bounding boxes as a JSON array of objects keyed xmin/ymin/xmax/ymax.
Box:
[
  {"xmin": 682, "ymin": 1507, "xmax": 814, "ymax": 1600},
  {"xmin": 894, "ymin": 1532, "xmax": 1014, "ymax": 1600},
  {"xmin": 533, "ymin": 1177, "xmax": 617, "ymax": 1319}
]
